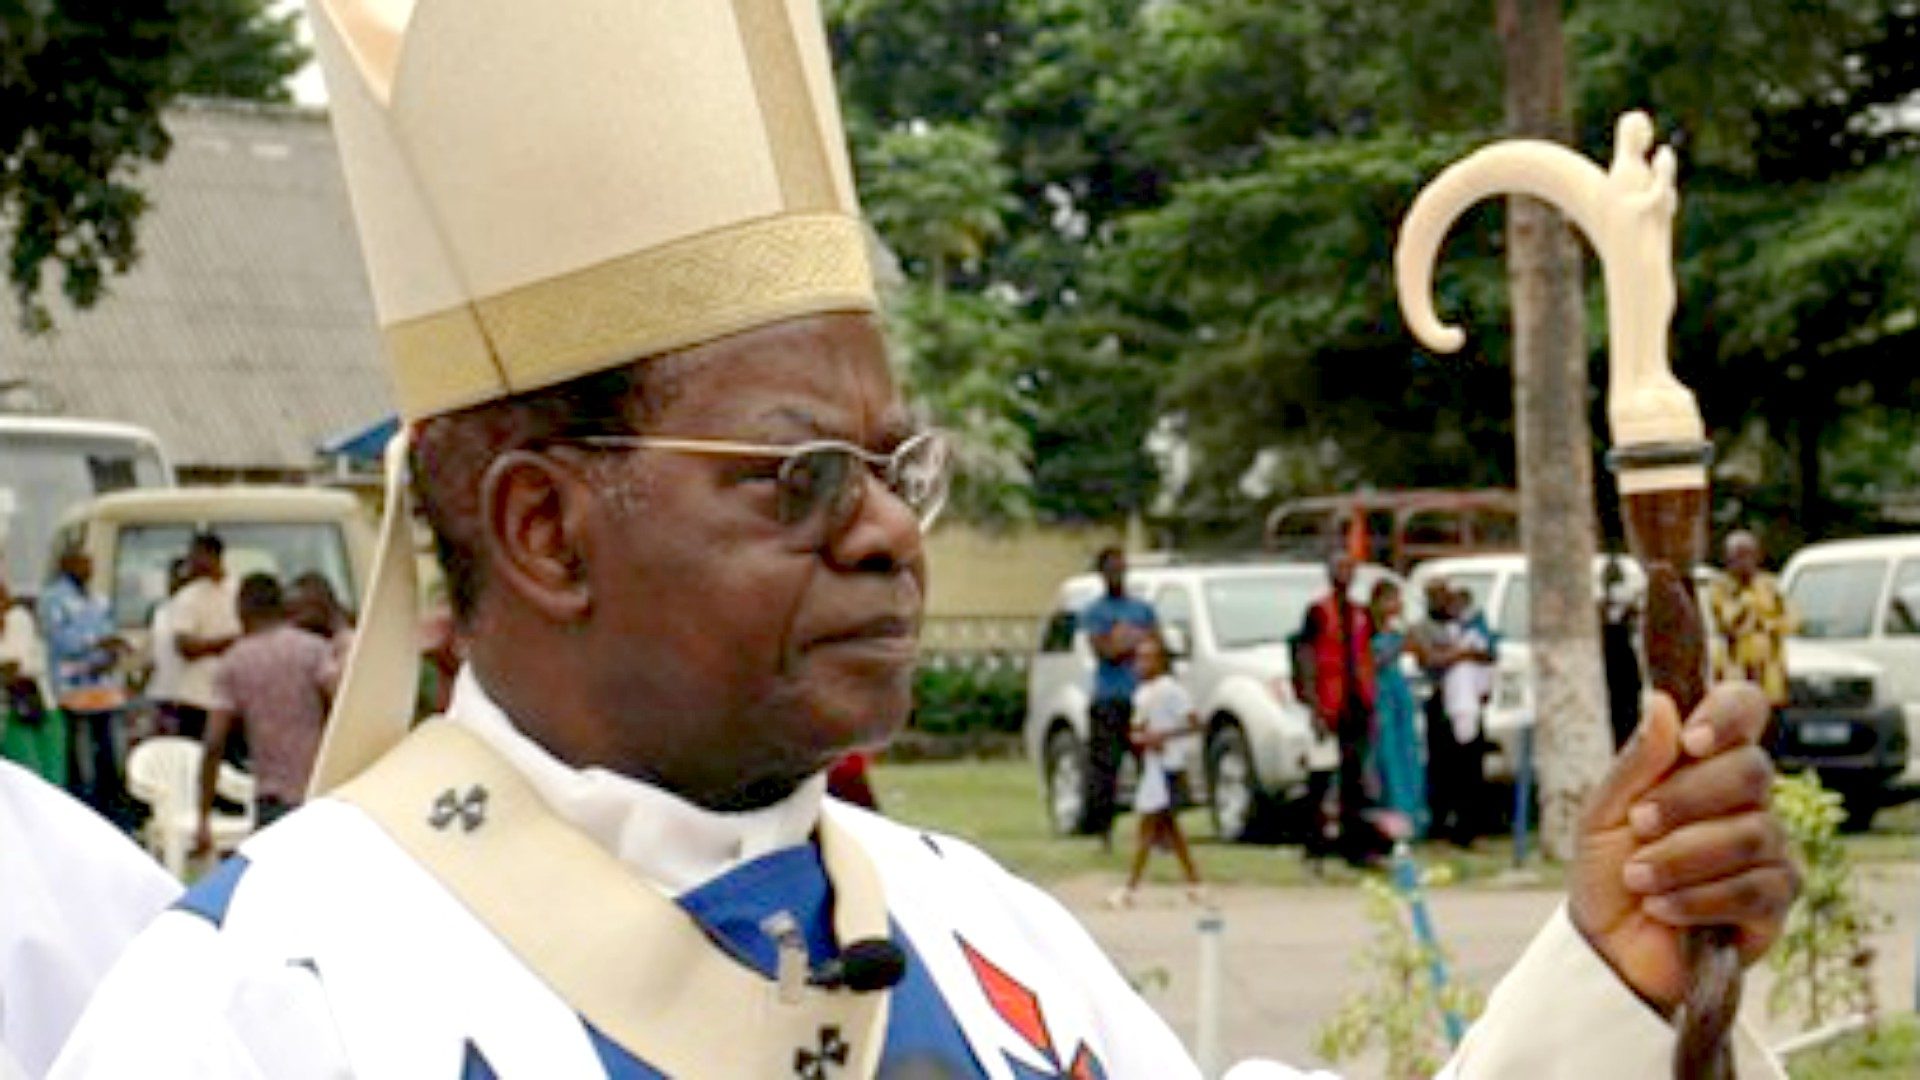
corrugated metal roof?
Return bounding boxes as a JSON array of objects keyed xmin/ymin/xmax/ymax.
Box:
[{"xmin": 0, "ymin": 101, "xmax": 393, "ymax": 472}]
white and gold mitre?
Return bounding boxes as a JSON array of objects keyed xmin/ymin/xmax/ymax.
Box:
[{"xmin": 310, "ymin": 0, "xmax": 876, "ymax": 421}]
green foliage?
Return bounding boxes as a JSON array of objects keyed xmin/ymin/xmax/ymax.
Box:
[
  {"xmin": 1093, "ymin": 130, "xmax": 1516, "ymax": 533},
  {"xmin": 174, "ymin": 0, "xmax": 307, "ymax": 102},
  {"xmin": 1571, "ymin": 0, "xmax": 1890, "ymax": 172},
  {"xmin": 1767, "ymin": 772, "xmax": 1883, "ymax": 1029},
  {"xmin": 0, "ymin": 1, "xmax": 305, "ymax": 328},
  {"xmin": 1313, "ymin": 870, "xmax": 1484, "ymax": 1080},
  {"xmin": 910, "ymin": 657, "xmax": 1027, "ymax": 736},
  {"xmin": 856, "ymin": 116, "xmax": 1042, "ymax": 522},
  {"xmin": 885, "ymin": 284, "xmax": 1039, "ymax": 523},
  {"xmin": 862, "ymin": 122, "xmax": 1019, "ymax": 287},
  {"xmin": 831, "ymin": 0, "xmax": 1920, "ymax": 538}
]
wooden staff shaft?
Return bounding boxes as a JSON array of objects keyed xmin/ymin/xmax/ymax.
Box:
[{"xmin": 1617, "ymin": 458, "xmax": 1741, "ymax": 1080}]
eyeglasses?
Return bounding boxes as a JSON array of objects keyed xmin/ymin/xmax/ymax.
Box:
[{"xmin": 557, "ymin": 429, "xmax": 952, "ymax": 540}]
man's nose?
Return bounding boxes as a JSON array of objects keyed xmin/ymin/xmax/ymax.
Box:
[{"xmin": 826, "ymin": 470, "xmax": 924, "ymax": 574}]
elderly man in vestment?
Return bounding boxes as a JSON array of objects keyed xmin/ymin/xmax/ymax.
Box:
[{"xmin": 54, "ymin": 1, "xmax": 1796, "ymax": 1076}]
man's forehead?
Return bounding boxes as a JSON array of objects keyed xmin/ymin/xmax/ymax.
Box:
[{"xmin": 646, "ymin": 316, "xmax": 909, "ymax": 440}]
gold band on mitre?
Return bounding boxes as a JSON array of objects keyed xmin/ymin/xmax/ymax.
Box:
[{"xmin": 386, "ymin": 213, "xmax": 876, "ymax": 419}]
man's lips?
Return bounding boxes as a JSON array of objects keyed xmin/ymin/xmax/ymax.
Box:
[{"xmin": 809, "ymin": 615, "xmax": 919, "ymax": 650}]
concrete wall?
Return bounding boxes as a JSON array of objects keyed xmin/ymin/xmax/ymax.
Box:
[{"xmin": 922, "ymin": 522, "xmax": 1126, "ymax": 654}]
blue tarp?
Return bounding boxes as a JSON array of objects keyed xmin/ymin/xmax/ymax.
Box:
[{"xmin": 318, "ymin": 415, "xmax": 398, "ymax": 463}]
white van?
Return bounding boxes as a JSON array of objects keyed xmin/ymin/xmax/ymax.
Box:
[
  {"xmin": 1781, "ymin": 535, "xmax": 1920, "ymax": 796},
  {"xmin": 52, "ymin": 486, "xmax": 378, "ymax": 675}
]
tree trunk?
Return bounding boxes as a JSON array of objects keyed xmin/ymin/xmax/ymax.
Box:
[{"xmin": 1498, "ymin": 0, "xmax": 1611, "ymax": 861}]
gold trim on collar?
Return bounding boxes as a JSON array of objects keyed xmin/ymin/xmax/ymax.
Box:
[{"xmin": 335, "ymin": 720, "xmax": 891, "ymax": 1076}]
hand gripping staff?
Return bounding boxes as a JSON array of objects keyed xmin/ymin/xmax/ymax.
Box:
[{"xmin": 1393, "ymin": 112, "xmax": 1737, "ymax": 1080}]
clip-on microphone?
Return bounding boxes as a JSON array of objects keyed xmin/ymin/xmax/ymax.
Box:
[{"xmin": 810, "ymin": 938, "xmax": 908, "ymax": 993}]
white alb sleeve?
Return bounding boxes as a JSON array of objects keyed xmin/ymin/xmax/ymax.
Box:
[{"xmin": 1437, "ymin": 905, "xmax": 1783, "ymax": 1079}]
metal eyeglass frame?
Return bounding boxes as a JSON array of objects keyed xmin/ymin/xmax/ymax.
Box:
[{"xmin": 557, "ymin": 429, "xmax": 953, "ymax": 534}]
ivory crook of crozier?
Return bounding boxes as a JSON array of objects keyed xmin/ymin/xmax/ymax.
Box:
[{"xmin": 1393, "ymin": 111, "xmax": 1704, "ymax": 495}]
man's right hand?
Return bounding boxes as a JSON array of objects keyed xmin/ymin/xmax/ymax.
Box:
[{"xmin": 191, "ymin": 815, "xmax": 214, "ymax": 858}]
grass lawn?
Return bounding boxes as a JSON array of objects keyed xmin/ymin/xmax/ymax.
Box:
[
  {"xmin": 876, "ymin": 757, "xmax": 1920, "ymax": 1078},
  {"xmin": 870, "ymin": 757, "xmax": 1920, "ymax": 891},
  {"xmin": 870, "ymin": 757, "xmax": 1564, "ymax": 890},
  {"xmin": 1785, "ymin": 1016, "xmax": 1918, "ymax": 1079}
]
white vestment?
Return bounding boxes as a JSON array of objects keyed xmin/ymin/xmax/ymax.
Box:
[
  {"xmin": 53, "ymin": 673, "xmax": 1779, "ymax": 1078},
  {"xmin": 0, "ymin": 762, "xmax": 180, "ymax": 1077}
]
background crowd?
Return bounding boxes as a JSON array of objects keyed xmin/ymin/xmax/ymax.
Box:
[
  {"xmin": 1079, "ymin": 529, "xmax": 1801, "ymax": 879},
  {"xmin": 0, "ymin": 532, "xmax": 443, "ymax": 866}
]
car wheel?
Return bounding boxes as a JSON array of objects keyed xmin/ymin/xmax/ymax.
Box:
[
  {"xmin": 1044, "ymin": 726, "xmax": 1093, "ymax": 835},
  {"xmin": 1206, "ymin": 723, "xmax": 1272, "ymax": 843}
]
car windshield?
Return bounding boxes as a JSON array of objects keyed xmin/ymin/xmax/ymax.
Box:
[
  {"xmin": 1205, "ymin": 572, "xmax": 1325, "ymax": 650},
  {"xmin": 1786, "ymin": 560, "xmax": 1886, "ymax": 640},
  {"xmin": 110, "ymin": 521, "xmax": 355, "ymax": 629}
]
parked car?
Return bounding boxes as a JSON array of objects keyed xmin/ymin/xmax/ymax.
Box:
[
  {"xmin": 1023, "ymin": 558, "xmax": 1395, "ymax": 842},
  {"xmin": 1413, "ymin": 553, "xmax": 1907, "ymax": 828},
  {"xmin": 1781, "ymin": 535, "xmax": 1920, "ymax": 808},
  {"xmin": 50, "ymin": 486, "xmax": 377, "ymax": 679}
]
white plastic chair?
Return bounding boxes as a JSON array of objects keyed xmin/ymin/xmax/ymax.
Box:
[{"xmin": 125, "ymin": 736, "xmax": 256, "ymax": 879}]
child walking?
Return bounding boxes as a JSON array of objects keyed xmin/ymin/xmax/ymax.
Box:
[{"xmin": 1109, "ymin": 634, "xmax": 1207, "ymax": 908}]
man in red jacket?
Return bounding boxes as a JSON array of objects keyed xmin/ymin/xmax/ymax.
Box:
[{"xmin": 1293, "ymin": 550, "xmax": 1387, "ymax": 867}]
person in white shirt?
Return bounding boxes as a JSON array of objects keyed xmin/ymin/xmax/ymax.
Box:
[
  {"xmin": 1441, "ymin": 591, "xmax": 1496, "ymax": 748},
  {"xmin": 165, "ymin": 535, "xmax": 239, "ymax": 742},
  {"xmin": 1112, "ymin": 634, "xmax": 1206, "ymax": 908},
  {"xmin": 144, "ymin": 559, "xmax": 190, "ymax": 737}
]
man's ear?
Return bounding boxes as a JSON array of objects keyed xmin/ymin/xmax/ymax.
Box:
[{"xmin": 479, "ymin": 449, "xmax": 594, "ymax": 624}]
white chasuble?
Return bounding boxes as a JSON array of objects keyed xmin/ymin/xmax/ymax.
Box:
[{"xmin": 50, "ymin": 712, "xmax": 1779, "ymax": 1078}]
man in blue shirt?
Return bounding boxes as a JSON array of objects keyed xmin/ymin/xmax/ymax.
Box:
[
  {"xmin": 1079, "ymin": 547, "xmax": 1157, "ymax": 848},
  {"xmin": 38, "ymin": 546, "xmax": 131, "ymax": 827}
]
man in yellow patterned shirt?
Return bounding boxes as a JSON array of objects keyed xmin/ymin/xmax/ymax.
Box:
[{"xmin": 1709, "ymin": 530, "xmax": 1798, "ymax": 707}]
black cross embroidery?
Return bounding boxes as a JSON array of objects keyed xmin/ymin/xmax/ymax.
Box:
[
  {"xmin": 427, "ymin": 785, "xmax": 489, "ymax": 832},
  {"xmin": 793, "ymin": 1025, "xmax": 848, "ymax": 1079}
]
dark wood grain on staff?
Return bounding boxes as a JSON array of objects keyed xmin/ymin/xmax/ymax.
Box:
[{"xmin": 1619, "ymin": 468, "xmax": 1739, "ymax": 1080}]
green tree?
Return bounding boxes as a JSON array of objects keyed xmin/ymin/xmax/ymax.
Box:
[
  {"xmin": 884, "ymin": 284, "xmax": 1039, "ymax": 524},
  {"xmin": 830, "ymin": 0, "xmax": 1920, "ymax": 541},
  {"xmin": 861, "ymin": 122, "xmax": 1019, "ymax": 295},
  {"xmin": 858, "ymin": 119, "xmax": 1037, "ymax": 522},
  {"xmin": 1579, "ymin": 1, "xmax": 1920, "ymax": 539},
  {"xmin": 175, "ymin": 0, "xmax": 307, "ymax": 101},
  {"xmin": 0, "ymin": 0, "xmax": 305, "ymax": 328},
  {"xmin": 831, "ymin": 1, "xmax": 1167, "ymax": 525}
]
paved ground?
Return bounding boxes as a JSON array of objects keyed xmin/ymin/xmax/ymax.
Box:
[{"xmin": 1053, "ymin": 860, "xmax": 1919, "ymax": 1073}]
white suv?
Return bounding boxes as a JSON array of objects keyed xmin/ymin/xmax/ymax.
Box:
[
  {"xmin": 1780, "ymin": 536, "xmax": 1920, "ymax": 803},
  {"xmin": 1023, "ymin": 560, "xmax": 1392, "ymax": 842}
]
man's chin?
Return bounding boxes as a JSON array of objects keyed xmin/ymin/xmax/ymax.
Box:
[{"xmin": 791, "ymin": 688, "xmax": 909, "ymax": 764}]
